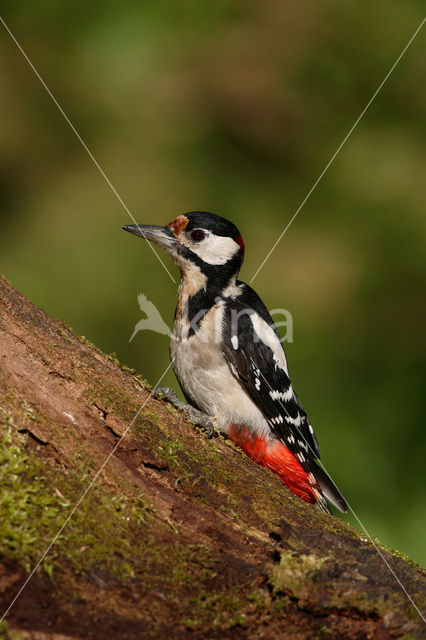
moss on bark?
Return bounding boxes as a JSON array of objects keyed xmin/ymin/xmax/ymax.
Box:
[{"xmin": 0, "ymin": 275, "xmax": 424, "ymax": 639}]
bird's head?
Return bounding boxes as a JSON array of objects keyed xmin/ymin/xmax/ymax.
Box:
[{"xmin": 123, "ymin": 211, "xmax": 245, "ymax": 282}]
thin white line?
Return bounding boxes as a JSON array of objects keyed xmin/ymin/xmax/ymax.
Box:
[
  {"xmin": 0, "ymin": 359, "xmax": 174, "ymax": 623},
  {"xmin": 345, "ymin": 504, "xmax": 426, "ymax": 624},
  {"xmin": 250, "ymin": 16, "xmax": 426, "ymax": 284},
  {"xmin": 0, "ymin": 16, "xmax": 176, "ymax": 284},
  {"xmin": 251, "ymin": 357, "xmax": 425, "ymax": 622}
]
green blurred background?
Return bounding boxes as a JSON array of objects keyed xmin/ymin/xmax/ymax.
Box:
[{"xmin": 0, "ymin": 2, "xmax": 425, "ymax": 565}]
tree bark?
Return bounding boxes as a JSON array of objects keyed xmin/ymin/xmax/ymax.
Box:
[{"xmin": 0, "ymin": 275, "xmax": 424, "ymax": 640}]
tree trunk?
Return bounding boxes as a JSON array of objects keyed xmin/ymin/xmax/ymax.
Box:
[{"xmin": 0, "ymin": 275, "xmax": 424, "ymax": 640}]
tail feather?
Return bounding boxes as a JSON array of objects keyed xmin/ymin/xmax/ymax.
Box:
[{"xmin": 311, "ymin": 461, "xmax": 348, "ymax": 513}]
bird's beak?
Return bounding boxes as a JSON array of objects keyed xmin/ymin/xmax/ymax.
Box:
[{"xmin": 122, "ymin": 224, "xmax": 177, "ymax": 250}]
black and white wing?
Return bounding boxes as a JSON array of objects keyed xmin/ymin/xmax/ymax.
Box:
[
  {"xmin": 222, "ymin": 296, "xmax": 320, "ymax": 464},
  {"xmin": 222, "ymin": 284, "xmax": 347, "ymax": 512}
]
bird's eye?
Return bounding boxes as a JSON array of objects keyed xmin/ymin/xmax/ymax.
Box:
[{"xmin": 190, "ymin": 229, "xmax": 205, "ymax": 243}]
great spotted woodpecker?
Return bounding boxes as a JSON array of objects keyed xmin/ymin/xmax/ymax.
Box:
[{"xmin": 123, "ymin": 211, "xmax": 347, "ymax": 513}]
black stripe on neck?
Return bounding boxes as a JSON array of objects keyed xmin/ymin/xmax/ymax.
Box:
[{"xmin": 176, "ymin": 246, "xmax": 242, "ymax": 338}]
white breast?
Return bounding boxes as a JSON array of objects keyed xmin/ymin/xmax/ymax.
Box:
[{"xmin": 170, "ymin": 303, "xmax": 269, "ymax": 437}]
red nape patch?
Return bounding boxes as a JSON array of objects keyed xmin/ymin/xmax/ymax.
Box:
[
  {"xmin": 235, "ymin": 235, "xmax": 245, "ymax": 260},
  {"xmin": 167, "ymin": 215, "xmax": 189, "ymax": 236},
  {"xmin": 228, "ymin": 425, "xmax": 318, "ymax": 504}
]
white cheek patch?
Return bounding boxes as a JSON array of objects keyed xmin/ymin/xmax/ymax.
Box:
[{"xmin": 195, "ymin": 234, "xmax": 240, "ymax": 265}]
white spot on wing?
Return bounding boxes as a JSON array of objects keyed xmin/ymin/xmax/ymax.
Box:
[
  {"xmin": 285, "ymin": 413, "xmax": 302, "ymax": 427},
  {"xmin": 231, "ymin": 335, "xmax": 238, "ymax": 350},
  {"xmin": 269, "ymin": 386, "xmax": 293, "ymax": 402}
]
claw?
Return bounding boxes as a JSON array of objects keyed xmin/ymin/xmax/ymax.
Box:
[
  {"xmin": 152, "ymin": 387, "xmax": 167, "ymax": 399},
  {"xmin": 208, "ymin": 422, "xmax": 214, "ymax": 439},
  {"xmin": 153, "ymin": 387, "xmax": 179, "ymax": 404}
]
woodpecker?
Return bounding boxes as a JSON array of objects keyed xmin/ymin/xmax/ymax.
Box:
[{"xmin": 123, "ymin": 212, "xmax": 347, "ymax": 513}]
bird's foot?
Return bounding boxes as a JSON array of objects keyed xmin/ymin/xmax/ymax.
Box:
[
  {"xmin": 152, "ymin": 387, "xmax": 216, "ymax": 439},
  {"xmin": 152, "ymin": 386, "xmax": 184, "ymax": 410}
]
